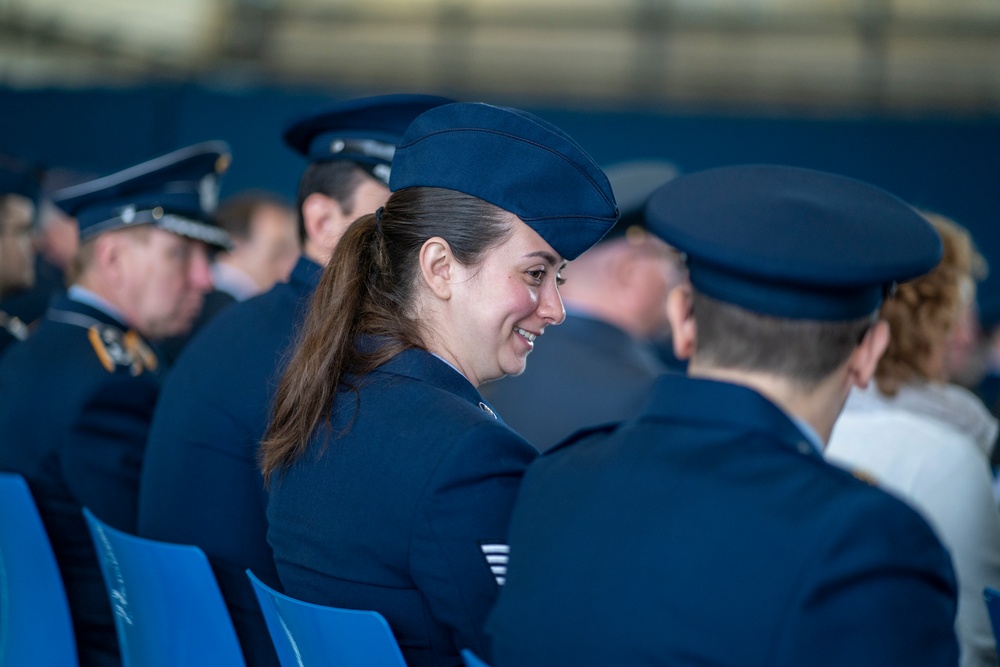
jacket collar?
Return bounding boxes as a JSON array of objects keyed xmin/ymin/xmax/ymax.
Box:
[
  {"xmin": 48, "ymin": 292, "xmax": 128, "ymax": 330},
  {"xmin": 376, "ymin": 346, "xmax": 503, "ymax": 422},
  {"xmin": 641, "ymin": 373, "xmax": 822, "ymax": 460}
]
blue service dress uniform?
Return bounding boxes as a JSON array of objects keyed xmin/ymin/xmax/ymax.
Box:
[
  {"xmin": 137, "ymin": 256, "xmax": 322, "ymax": 667},
  {"xmin": 267, "ymin": 345, "xmax": 538, "ymax": 667},
  {"xmin": 0, "ymin": 294, "xmax": 162, "ymax": 667},
  {"xmin": 481, "ymin": 312, "xmax": 668, "ymax": 451},
  {"xmin": 486, "ymin": 373, "xmax": 959, "ymax": 667}
]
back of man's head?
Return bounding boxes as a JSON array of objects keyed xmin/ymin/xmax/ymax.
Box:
[
  {"xmin": 283, "ymin": 94, "xmax": 455, "ymax": 252},
  {"xmin": 645, "ymin": 165, "xmax": 942, "ymax": 391},
  {"xmin": 691, "ymin": 290, "xmax": 874, "ymax": 391},
  {"xmin": 294, "ymin": 161, "xmax": 369, "ymax": 243}
]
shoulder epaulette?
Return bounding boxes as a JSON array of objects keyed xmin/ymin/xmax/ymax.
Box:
[
  {"xmin": 850, "ymin": 467, "xmax": 879, "ymax": 487},
  {"xmin": 47, "ymin": 307, "xmax": 159, "ymax": 375},
  {"xmin": 86, "ymin": 324, "xmax": 158, "ymax": 375}
]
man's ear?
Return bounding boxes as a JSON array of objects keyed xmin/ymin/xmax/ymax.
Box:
[
  {"xmin": 847, "ymin": 319, "xmax": 890, "ymax": 389},
  {"xmin": 302, "ymin": 193, "xmax": 349, "ymax": 253},
  {"xmin": 418, "ymin": 237, "xmax": 456, "ymax": 300},
  {"xmin": 666, "ymin": 284, "xmax": 697, "ymax": 360},
  {"xmin": 93, "ymin": 232, "xmax": 125, "ymax": 279}
]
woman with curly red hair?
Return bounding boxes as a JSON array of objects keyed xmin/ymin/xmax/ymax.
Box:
[{"xmin": 827, "ymin": 212, "xmax": 1000, "ymax": 667}]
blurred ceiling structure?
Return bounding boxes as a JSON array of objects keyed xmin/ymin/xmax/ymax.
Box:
[{"xmin": 1, "ymin": 0, "xmax": 998, "ymax": 113}]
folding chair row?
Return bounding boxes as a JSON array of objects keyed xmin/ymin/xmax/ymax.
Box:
[
  {"xmin": 246, "ymin": 570, "xmax": 491, "ymax": 667},
  {"xmin": 2, "ymin": 472, "xmax": 491, "ymax": 667},
  {"xmin": 0, "ymin": 472, "xmax": 78, "ymax": 667}
]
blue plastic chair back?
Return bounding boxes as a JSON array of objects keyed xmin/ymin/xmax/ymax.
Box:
[
  {"xmin": 461, "ymin": 648, "xmax": 493, "ymax": 667},
  {"xmin": 246, "ymin": 569, "xmax": 407, "ymax": 667},
  {"xmin": 83, "ymin": 508, "xmax": 245, "ymax": 667},
  {"xmin": 984, "ymin": 587, "xmax": 1000, "ymax": 647},
  {"xmin": 0, "ymin": 472, "xmax": 79, "ymax": 666}
]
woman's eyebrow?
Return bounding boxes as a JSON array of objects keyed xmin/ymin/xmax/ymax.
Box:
[{"xmin": 524, "ymin": 250, "xmax": 561, "ymax": 266}]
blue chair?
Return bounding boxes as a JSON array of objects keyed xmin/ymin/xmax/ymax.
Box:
[
  {"xmin": 461, "ymin": 648, "xmax": 493, "ymax": 667},
  {"xmin": 0, "ymin": 472, "xmax": 79, "ymax": 666},
  {"xmin": 984, "ymin": 587, "xmax": 1000, "ymax": 647},
  {"xmin": 246, "ymin": 569, "xmax": 407, "ymax": 667},
  {"xmin": 83, "ymin": 508, "xmax": 245, "ymax": 667}
]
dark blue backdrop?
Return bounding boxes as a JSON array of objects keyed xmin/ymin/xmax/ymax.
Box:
[{"xmin": 2, "ymin": 84, "xmax": 998, "ymax": 315}]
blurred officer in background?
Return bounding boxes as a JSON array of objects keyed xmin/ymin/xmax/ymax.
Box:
[
  {"xmin": 482, "ymin": 159, "xmax": 682, "ymax": 450},
  {"xmin": 138, "ymin": 95, "xmax": 451, "ymax": 667},
  {"xmin": 158, "ymin": 190, "xmax": 298, "ymax": 364},
  {"xmin": 0, "ymin": 197, "xmax": 80, "ymax": 330},
  {"xmin": 208, "ymin": 191, "xmax": 298, "ymax": 304},
  {"xmin": 488, "ymin": 165, "xmax": 959, "ymax": 667},
  {"xmin": 0, "ymin": 154, "xmax": 43, "ymax": 354},
  {"xmin": 0, "ymin": 142, "xmax": 230, "ymax": 667}
]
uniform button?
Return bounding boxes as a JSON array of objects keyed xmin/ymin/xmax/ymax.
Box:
[{"xmin": 797, "ymin": 441, "xmax": 812, "ymax": 455}]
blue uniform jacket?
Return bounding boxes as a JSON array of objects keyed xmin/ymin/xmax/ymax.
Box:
[
  {"xmin": 481, "ymin": 313, "xmax": 667, "ymax": 451},
  {"xmin": 137, "ymin": 256, "xmax": 323, "ymax": 667},
  {"xmin": 267, "ymin": 346, "xmax": 538, "ymax": 667},
  {"xmin": 157, "ymin": 287, "xmax": 238, "ymax": 366},
  {"xmin": 0, "ymin": 295, "xmax": 162, "ymax": 667},
  {"xmin": 487, "ymin": 373, "xmax": 960, "ymax": 667}
]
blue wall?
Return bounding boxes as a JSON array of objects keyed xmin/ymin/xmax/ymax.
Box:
[{"xmin": 3, "ymin": 84, "xmax": 998, "ymax": 315}]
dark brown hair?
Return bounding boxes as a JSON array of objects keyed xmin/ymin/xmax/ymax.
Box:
[
  {"xmin": 260, "ymin": 187, "xmax": 513, "ymax": 483},
  {"xmin": 294, "ymin": 161, "xmax": 370, "ymax": 243}
]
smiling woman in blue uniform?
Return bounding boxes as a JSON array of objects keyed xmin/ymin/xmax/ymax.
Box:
[
  {"xmin": 260, "ymin": 102, "xmax": 618, "ymax": 667},
  {"xmin": 138, "ymin": 94, "xmax": 450, "ymax": 667}
]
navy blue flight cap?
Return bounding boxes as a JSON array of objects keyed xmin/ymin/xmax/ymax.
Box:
[
  {"xmin": 389, "ymin": 102, "xmax": 619, "ymax": 261},
  {"xmin": 645, "ymin": 164, "xmax": 943, "ymax": 321},
  {"xmin": 52, "ymin": 141, "xmax": 231, "ymax": 249},
  {"xmin": 283, "ymin": 94, "xmax": 454, "ymax": 185},
  {"xmin": 0, "ymin": 154, "xmax": 44, "ymax": 202}
]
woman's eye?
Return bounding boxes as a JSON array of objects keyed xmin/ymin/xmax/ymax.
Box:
[
  {"xmin": 556, "ymin": 274, "xmax": 566, "ymax": 286},
  {"xmin": 527, "ymin": 269, "xmax": 545, "ymax": 283}
]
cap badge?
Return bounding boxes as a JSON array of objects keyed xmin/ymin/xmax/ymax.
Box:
[{"xmin": 214, "ymin": 153, "xmax": 231, "ymax": 175}]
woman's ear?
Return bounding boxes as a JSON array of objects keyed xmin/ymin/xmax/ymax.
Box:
[
  {"xmin": 418, "ymin": 237, "xmax": 456, "ymax": 300},
  {"xmin": 666, "ymin": 284, "xmax": 697, "ymax": 360}
]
